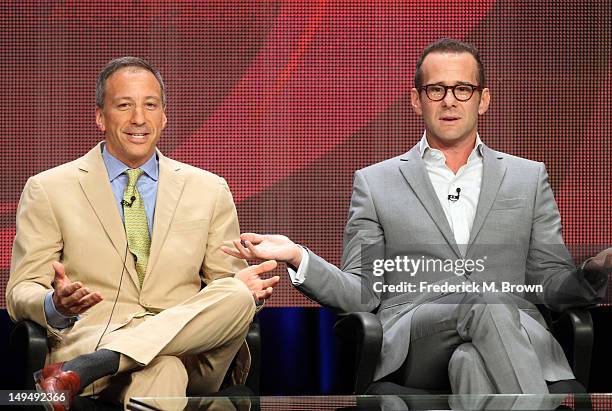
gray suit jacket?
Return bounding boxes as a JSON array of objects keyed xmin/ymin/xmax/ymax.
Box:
[{"xmin": 295, "ymin": 143, "xmax": 606, "ymax": 381}]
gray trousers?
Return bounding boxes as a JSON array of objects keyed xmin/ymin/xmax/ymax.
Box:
[{"xmin": 399, "ymin": 292, "xmax": 550, "ymax": 394}]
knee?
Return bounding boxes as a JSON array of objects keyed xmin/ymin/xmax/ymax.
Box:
[
  {"xmin": 227, "ymin": 277, "xmax": 256, "ymax": 311},
  {"xmin": 147, "ymin": 355, "xmax": 189, "ymax": 387},
  {"xmin": 448, "ymin": 343, "xmax": 497, "ymax": 394},
  {"xmin": 448, "ymin": 343, "xmax": 480, "ymax": 375},
  {"xmin": 448, "ymin": 343, "xmax": 480, "ymax": 392},
  {"xmin": 222, "ymin": 277, "xmax": 256, "ymax": 330}
]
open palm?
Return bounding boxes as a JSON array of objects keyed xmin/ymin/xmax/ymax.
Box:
[{"xmin": 222, "ymin": 232, "xmax": 302, "ymax": 266}]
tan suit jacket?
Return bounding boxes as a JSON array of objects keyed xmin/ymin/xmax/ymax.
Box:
[{"xmin": 6, "ymin": 143, "xmax": 250, "ymax": 386}]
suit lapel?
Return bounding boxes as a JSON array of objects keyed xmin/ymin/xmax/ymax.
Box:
[
  {"xmin": 466, "ymin": 146, "xmax": 506, "ymax": 251},
  {"xmin": 145, "ymin": 151, "xmax": 185, "ymax": 281},
  {"xmin": 77, "ymin": 144, "xmax": 139, "ymax": 285},
  {"xmin": 398, "ymin": 146, "xmax": 462, "ymax": 258}
]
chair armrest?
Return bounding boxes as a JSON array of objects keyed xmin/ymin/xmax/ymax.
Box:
[
  {"xmin": 9, "ymin": 320, "xmax": 48, "ymax": 390},
  {"xmin": 334, "ymin": 312, "xmax": 382, "ymax": 394},
  {"xmin": 553, "ymin": 308, "xmax": 593, "ymax": 389},
  {"xmin": 244, "ymin": 320, "xmax": 261, "ymax": 394}
]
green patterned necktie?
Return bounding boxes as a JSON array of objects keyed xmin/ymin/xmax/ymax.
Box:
[{"xmin": 123, "ymin": 168, "xmax": 150, "ymax": 287}]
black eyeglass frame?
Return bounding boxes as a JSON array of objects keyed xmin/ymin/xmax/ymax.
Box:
[{"xmin": 419, "ymin": 83, "xmax": 484, "ymax": 102}]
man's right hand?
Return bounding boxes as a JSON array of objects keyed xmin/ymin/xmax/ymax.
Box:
[
  {"xmin": 221, "ymin": 233, "xmax": 303, "ymax": 268},
  {"xmin": 52, "ymin": 261, "xmax": 103, "ymax": 316}
]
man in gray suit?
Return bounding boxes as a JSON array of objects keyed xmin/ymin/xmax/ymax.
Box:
[{"xmin": 223, "ymin": 39, "xmax": 611, "ymax": 393}]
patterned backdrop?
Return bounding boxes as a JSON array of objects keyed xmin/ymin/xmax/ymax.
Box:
[{"xmin": 1, "ymin": 1, "xmax": 610, "ymax": 307}]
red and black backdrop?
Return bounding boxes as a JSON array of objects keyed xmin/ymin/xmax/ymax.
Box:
[{"xmin": 1, "ymin": 0, "xmax": 609, "ymax": 308}]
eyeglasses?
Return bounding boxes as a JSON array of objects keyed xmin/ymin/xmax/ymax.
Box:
[{"xmin": 420, "ymin": 84, "xmax": 483, "ymax": 102}]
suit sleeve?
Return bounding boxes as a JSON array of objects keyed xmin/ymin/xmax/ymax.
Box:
[
  {"xmin": 200, "ymin": 178, "xmax": 248, "ymax": 284},
  {"xmin": 6, "ymin": 177, "xmax": 63, "ymax": 328},
  {"xmin": 295, "ymin": 170, "xmax": 384, "ymax": 313},
  {"xmin": 525, "ymin": 163, "xmax": 607, "ymax": 311}
]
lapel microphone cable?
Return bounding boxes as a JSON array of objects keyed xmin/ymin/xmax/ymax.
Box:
[{"xmin": 91, "ymin": 237, "xmax": 130, "ymax": 397}]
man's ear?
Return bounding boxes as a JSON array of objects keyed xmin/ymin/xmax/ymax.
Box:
[
  {"xmin": 161, "ymin": 109, "xmax": 167, "ymax": 130},
  {"xmin": 410, "ymin": 88, "xmax": 423, "ymax": 116},
  {"xmin": 478, "ymin": 87, "xmax": 490, "ymax": 115},
  {"xmin": 95, "ymin": 107, "xmax": 106, "ymax": 132}
]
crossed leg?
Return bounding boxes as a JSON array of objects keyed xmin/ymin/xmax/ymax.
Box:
[
  {"xmin": 95, "ymin": 277, "xmax": 255, "ymax": 405},
  {"xmin": 400, "ymin": 292, "xmax": 549, "ymax": 394}
]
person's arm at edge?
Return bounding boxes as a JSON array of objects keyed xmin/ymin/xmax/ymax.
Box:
[{"xmin": 6, "ymin": 176, "xmax": 63, "ymax": 328}]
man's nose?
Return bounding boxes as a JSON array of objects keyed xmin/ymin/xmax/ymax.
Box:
[
  {"xmin": 130, "ymin": 106, "xmax": 146, "ymax": 125},
  {"xmin": 441, "ymin": 88, "xmax": 458, "ymax": 106}
]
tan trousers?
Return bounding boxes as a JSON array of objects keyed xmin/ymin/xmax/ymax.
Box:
[{"xmin": 94, "ymin": 277, "xmax": 255, "ymax": 408}]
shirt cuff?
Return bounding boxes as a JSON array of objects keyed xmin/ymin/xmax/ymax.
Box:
[
  {"xmin": 286, "ymin": 246, "xmax": 309, "ymax": 285},
  {"xmin": 44, "ymin": 291, "xmax": 79, "ymax": 329}
]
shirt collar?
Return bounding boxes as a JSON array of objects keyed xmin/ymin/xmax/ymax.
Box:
[
  {"xmin": 418, "ymin": 132, "xmax": 484, "ymax": 159},
  {"xmin": 101, "ymin": 142, "xmax": 159, "ymax": 182}
]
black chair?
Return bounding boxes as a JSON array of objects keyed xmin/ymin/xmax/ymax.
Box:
[
  {"xmin": 9, "ymin": 318, "xmax": 262, "ymax": 408},
  {"xmin": 334, "ymin": 306, "xmax": 594, "ymax": 395}
]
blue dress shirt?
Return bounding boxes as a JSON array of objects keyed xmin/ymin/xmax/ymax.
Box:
[{"xmin": 45, "ymin": 144, "xmax": 159, "ymax": 329}]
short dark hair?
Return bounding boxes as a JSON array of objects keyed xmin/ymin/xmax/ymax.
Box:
[
  {"xmin": 96, "ymin": 57, "xmax": 166, "ymax": 108},
  {"xmin": 414, "ymin": 38, "xmax": 485, "ymax": 89}
]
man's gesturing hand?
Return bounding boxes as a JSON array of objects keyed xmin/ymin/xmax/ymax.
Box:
[
  {"xmin": 235, "ymin": 260, "xmax": 280, "ymax": 302},
  {"xmin": 52, "ymin": 261, "xmax": 103, "ymax": 316},
  {"xmin": 583, "ymin": 248, "xmax": 612, "ymax": 288},
  {"xmin": 588, "ymin": 248, "xmax": 612, "ymax": 272},
  {"xmin": 222, "ymin": 233, "xmax": 303, "ymax": 268}
]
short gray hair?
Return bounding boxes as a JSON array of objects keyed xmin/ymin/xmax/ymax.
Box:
[{"xmin": 96, "ymin": 57, "xmax": 166, "ymax": 108}]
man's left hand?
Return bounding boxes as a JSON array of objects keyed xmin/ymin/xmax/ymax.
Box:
[
  {"xmin": 235, "ymin": 260, "xmax": 280, "ymax": 302},
  {"xmin": 585, "ymin": 247, "xmax": 612, "ymax": 274},
  {"xmin": 583, "ymin": 247, "xmax": 612, "ymax": 289}
]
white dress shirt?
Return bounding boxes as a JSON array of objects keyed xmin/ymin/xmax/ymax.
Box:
[
  {"xmin": 418, "ymin": 133, "xmax": 483, "ymax": 255},
  {"xmin": 288, "ymin": 133, "xmax": 484, "ymax": 284}
]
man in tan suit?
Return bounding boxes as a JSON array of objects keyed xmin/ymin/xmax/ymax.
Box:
[{"xmin": 6, "ymin": 57, "xmax": 279, "ymax": 409}]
